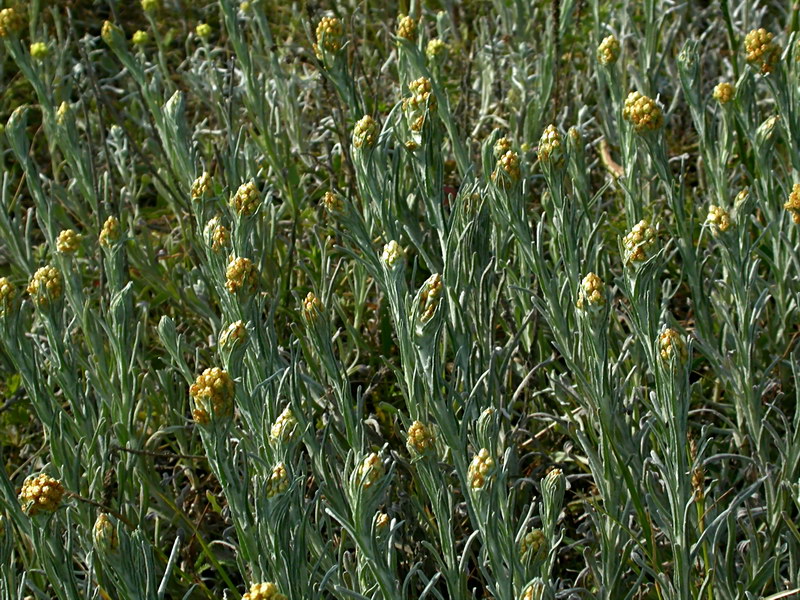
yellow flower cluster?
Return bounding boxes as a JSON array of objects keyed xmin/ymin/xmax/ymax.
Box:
[
  {"xmin": 375, "ymin": 512, "xmax": 390, "ymax": 529},
  {"xmin": 358, "ymin": 452, "xmax": 383, "ymax": 488},
  {"xmin": 196, "ymin": 23, "xmax": 212, "ymax": 39},
  {"xmin": 712, "ymin": 82, "xmax": 734, "ymax": 104},
  {"xmin": 622, "ymin": 219, "xmax": 656, "ymax": 264},
  {"xmin": 191, "ymin": 172, "xmax": 212, "ymax": 200},
  {"xmin": 204, "ymin": 217, "xmax": 229, "ymax": 252},
  {"xmin": 141, "ymin": 0, "xmax": 159, "ymax": 12},
  {"xmin": 314, "ymin": 17, "xmax": 343, "ymax": 59},
  {"xmin": 493, "ymin": 137, "xmax": 512, "ymax": 159},
  {"xmin": 30, "ymin": 42, "xmax": 48, "ymax": 61},
  {"xmin": 520, "ymin": 528, "xmax": 546, "ymax": 557},
  {"xmin": 538, "ymin": 124, "xmax": 563, "ymax": 164},
  {"xmin": 418, "ymin": 273, "xmax": 443, "ymax": 323},
  {"xmin": 744, "ymin": 28, "xmax": 779, "ymax": 74},
  {"xmin": 93, "ymin": 513, "xmax": 119, "ymax": 552},
  {"xmin": 426, "ymin": 38, "xmax": 446, "ymax": 59},
  {"xmin": 406, "ymin": 420, "xmax": 436, "ymax": 455},
  {"xmin": 353, "ymin": 115, "xmax": 378, "ymax": 149},
  {"xmin": 231, "ymin": 180, "xmax": 260, "ymax": 216},
  {"xmin": 57, "ymin": 229, "xmax": 81, "ymax": 254},
  {"xmin": 56, "ymin": 101, "xmax": 70, "ymax": 125},
  {"xmin": 706, "ymin": 204, "xmax": 731, "ymax": 233},
  {"xmin": 658, "ymin": 328, "xmax": 687, "ymax": 363},
  {"xmin": 468, "ymin": 448, "xmax": 494, "ymax": 490},
  {"xmin": 0, "ymin": 8, "xmax": 23, "ymax": 38},
  {"xmin": 101, "ymin": 21, "xmax": 120, "ymax": 45},
  {"xmin": 623, "ymin": 91, "xmax": 663, "ymax": 132},
  {"xmin": 265, "ymin": 463, "xmax": 289, "ymax": 498},
  {"xmin": 381, "ymin": 240, "xmax": 404, "ymax": 268},
  {"xmin": 397, "ymin": 15, "xmax": 417, "ymax": 41},
  {"xmin": 492, "ymin": 150, "xmax": 521, "ymax": 185},
  {"xmin": 27, "ymin": 266, "xmax": 62, "ymax": 306},
  {"xmin": 241, "ymin": 582, "xmax": 287, "ymax": 600},
  {"xmin": 403, "ymin": 77, "xmax": 436, "ymax": 132},
  {"xmin": 0, "ymin": 277, "xmax": 16, "ymax": 312},
  {"xmin": 219, "ymin": 320, "xmax": 247, "ymax": 347},
  {"xmin": 785, "ymin": 184, "xmax": 800, "ymax": 224},
  {"xmin": 99, "ymin": 216, "xmax": 120, "ymax": 247},
  {"xmin": 19, "ymin": 473, "xmax": 64, "ymax": 515},
  {"xmin": 225, "ymin": 256, "xmax": 259, "ymax": 294},
  {"xmin": 271, "ymin": 406, "xmax": 299, "ymax": 442},
  {"xmin": 132, "ymin": 30, "xmax": 149, "ymax": 45},
  {"xmin": 190, "ymin": 367, "xmax": 235, "ymax": 424},
  {"xmin": 302, "ymin": 291, "xmax": 323, "ymax": 321},
  {"xmin": 577, "ymin": 272, "xmax": 605, "ymax": 309},
  {"xmin": 597, "ymin": 35, "xmax": 620, "ymax": 65},
  {"xmin": 321, "ymin": 191, "xmax": 343, "ymax": 213}
]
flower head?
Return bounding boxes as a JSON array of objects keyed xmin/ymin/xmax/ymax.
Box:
[
  {"xmin": 358, "ymin": 453, "xmax": 383, "ymax": 488},
  {"xmin": 745, "ymin": 28, "xmax": 779, "ymax": 74},
  {"xmin": 418, "ymin": 273, "xmax": 442, "ymax": 323},
  {"xmin": 712, "ymin": 82, "xmax": 734, "ymax": 104},
  {"xmin": 30, "ymin": 42, "xmax": 49, "ymax": 61},
  {"xmin": 0, "ymin": 8, "xmax": 24, "ymax": 38},
  {"xmin": 381, "ymin": 240, "xmax": 404, "ymax": 269},
  {"xmin": 353, "ymin": 115, "xmax": 378, "ymax": 149},
  {"xmin": 538, "ymin": 124, "xmax": 563, "ymax": 164},
  {"xmin": 0, "ymin": 277, "xmax": 16, "ymax": 313},
  {"xmin": 659, "ymin": 328, "xmax": 687, "ymax": 363},
  {"xmin": 271, "ymin": 406, "xmax": 299, "ymax": 443},
  {"xmin": 191, "ymin": 172, "xmax": 212, "ymax": 200},
  {"xmin": 314, "ymin": 16, "xmax": 343, "ymax": 59},
  {"xmin": 468, "ymin": 448, "xmax": 495, "ymax": 490},
  {"xmin": 265, "ymin": 463, "xmax": 289, "ymax": 498},
  {"xmin": 302, "ymin": 291, "xmax": 323, "ymax": 321},
  {"xmin": 241, "ymin": 582, "xmax": 287, "ymax": 600},
  {"xmin": 623, "ymin": 219, "xmax": 656, "ymax": 264},
  {"xmin": 27, "ymin": 266, "xmax": 62, "ymax": 306},
  {"xmin": 56, "ymin": 229, "xmax": 81, "ymax": 254},
  {"xmin": 99, "ymin": 216, "xmax": 120, "ymax": 247},
  {"xmin": 493, "ymin": 137, "xmax": 512, "ymax": 159},
  {"xmin": 407, "ymin": 421, "xmax": 436, "ymax": 455},
  {"xmin": 402, "ymin": 77, "xmax": 436, "ymax": 132},
  {"xmin": 93, "ymin": 513, "xmax": 119, "ymax": 552},
  {"xmin": 190, "ymin": 367, "xmax": 235, "ymax": 424},
  {"xmin": 520, "ymin": 528, "xmax": 546, "ymax": 557},
  {"xmin": 577, "ymin": 272, "xmax": 605, "ymax": 309},
  {"xmin": 219, "ymin": 320, "xmax": 247, "ymax": 348},
  {"xmin": 397, "ymin": 15, "xmax": 417, "ymax": 41},
  {"xmin": 196, "ymin": 22, "xmax": 212, "ymax": 39},
  {"xmin": 230, "ymin": 180, "xmax": 260, "ymax": 216},
  {"xmin": 426, "ymin": 38, "xmax": 446, "ymax": 60},
  {"xmin": 141, "ymin": 0, "xmax": 160, "ymax": 12},
  {"xmin": 597, "ymin": 35, "xmax": 621, "ymax": 65},
  {"xmin": 225, "ymin": 256, "xmax": 259, "ymax": 294},
  {"xmin": 623, "ymin": 91, "xmax": 663, "ymax": 132},
  {"xmin": 785, "ymin": 184, "xmax": 800, "ymax": 224},
  {"xmin": 19, "ymin": 473, "xmax": 64, "ymax": 516},
  {"xmin": 204, "ymin": 217, "xmax": 229, "ymax": 252},
  {"xmin": 321, "ymin": 191, "xmax": 343, "ymax": 213},
  {"xmin": 491, "ymin": 150, "xmax": 521, "ymax": 186},
  {"xmin": 706, "ymin": 204, "xmax": 731, "ymax": 233}
]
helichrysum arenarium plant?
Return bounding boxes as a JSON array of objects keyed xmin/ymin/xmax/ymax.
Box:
[{"xmin": 2, "ymin": 2, "xmax": 800, "ymax": 600}]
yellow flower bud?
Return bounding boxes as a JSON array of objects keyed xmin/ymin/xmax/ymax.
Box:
[
  {"xmin": 99, "ymin": 216, "xmax": 120, "ymax": 247},
  {"xmin": 706, "ymin": 204, "xmax": 731, "ymax": 233},
  {"xmin": 381, "ymin": 240, "xmax": 404, "ymax": 269},
  {"xmin": 491, "ymin": 150, "xmax": 521, "ymax": 186},
  {"xmin": 219, "ymin": 320, "xmax": 247, "ymax": 348},
  {"xmin": 358, "ymin": 452, "xmax": 383, "ymax": 488},
  {"xmin": 0, "ymin": 8, "xmax": 24, "ymax": 38},
  {"xmin": 785, "ymin": 184, "xmax": 800, "ymax": 224},
  {"xmin": 93, "ymin": 513, "xmax": 119, "ymax": 552},
  {"xmin": 190, "ymin": 367, "xmax": 234, "ymax": 424},
  {"xmin": 204, "ymin": 216, "xmax": 229, "ymax": 252},
  {"xmin": 314, "ymin": 16, "xmax": 343, "ymax": 59},
  {"xmin": 265, "ymin": 463, "xmax": 289, "ymax": 498},
  {"xmin": 577, "ymin": 272, "xmax": 605, "ymax": 309},
  {"xmin": 538, "ymin": 124, "xmax": 563, "ymax": 164},
  {"xmin": 426, "ymin": 38, "xmax": 446, "ymax": 60},
  {"xmin": 468, "ymin": 448, "xmax": 495, "ymax": 490},
  {"xmin": 0, "ymin": 277, "xmax": 16, "ymax": 313},
  {"xmin": 622, "ymin": 219, "xmax": 656, "ymax": 264},
  {"xmin": 744, "ymin": 28, "xmax": 779, "ymax": 74},
  {"xmin": 302, "ymin": 291, "xmax": 323, "ymax": 321},
  {"xmin": 241, "ymin": 582, "xmax": 287, "ymax": 600},
  {"xmin": 271, "ymin": 406, "xmax": 299, "ymax": 443},
  {"xmin": 27, "ymin": 266, "xmax": 62, "ymax": 306},
  {"xmin": 29, "ymin": 42, "xmax": 49, "ymax": 61},
  {"xmin": 712, "ymin": 82, "xmax": 734, "ymax": 104},
  {"xmin": 597, "ymin": 35, "xmax": 620, "ymax": 65},
  {"xmin": 353, "ymin": 115, "xmax": 378, "ymax": 149},
  {"xmin": 18, "ymin": 473, "xmax": 64, "ymax": 515},
  {"xmin": 132, "ymin": 30, "xmax": 149, "ymax": 45},
  {"xmin": 191, "ymin": 172, "xmax": 212, "ymax": 200},
  {"xmin": 659, "ymin": 328, "xmax": 687, "ymax": 363},
  {"xmin": 622, "ymin": 91, "xmax": 663, "ymax": 133},
  {"xmin": 196, "ymin": 22, "xmax": 212, "ymax": 39},
  {"xmin": 56, "ymin": 229, "xmax": 82, "ymax": 254},
  {"xmin": 230, "ymin": 180, "xmax": 260, "ymax": 216},
  {"xmin": 225, "ymin": 256, "xmax": 259, "ymax": 294},
  {"xmin": 406, "ymin": 421, "xmax": 436, "ymax": 455},
  {"xmin": 397, "ymin": 15, "xmax": 417, "ymax": 41}
]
